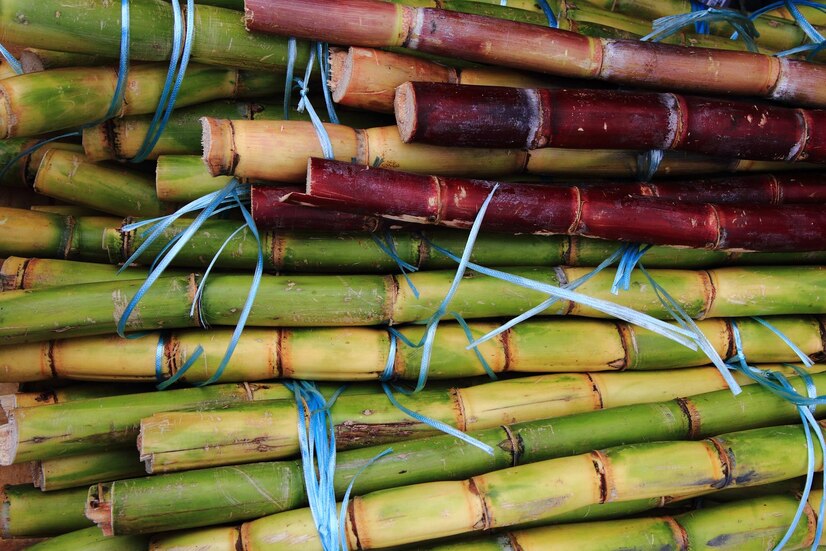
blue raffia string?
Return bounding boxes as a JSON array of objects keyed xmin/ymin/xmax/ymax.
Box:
[
  {"xmin": 536, "ymin": 0, "xmax": 559, "ymax": 27},
  {"xmin": 755, "ymin": 1, "xmax": 826, "ymax": 58},
  {"xmin": 379, "ymin": 331, "xmax": 494, "ymax": 454},
  {"xmin": 642, "ymin": 8, "xmax": 761, "ymax": 52},
  {"xmin": 636, "ymin": 150, "xmax": 665, "ymax": 183},
  {"xmin": 370, "ymin": 232, "xmax": 420, "ymax": 298},
  {"xmin": 130, "ymin": 0, "xmax": 195, "ymax": 163},
  {"xmin": 284, "ymin": 38, "xmax": 298, "ymax": 119},
  {"xmin": 0, "ymin": 43, "xmax": 22, "ymax": 75},
  {"xmin": 317, "ymin": 42, "xmax": 339, "ymax": 125},
  {"xmin": 725, "ymin": 320, "xmax": 825, "ymax": 550},
  {"xmin": 691, "ymin": 0, "xmax": 712, "ymax": 34},
  {"xmin": 337, "ymin": 447, "xmax": 393, "ymax": 551}
]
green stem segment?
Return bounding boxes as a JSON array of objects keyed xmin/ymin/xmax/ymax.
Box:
[
  {"xmin": 90, "ymin": 370, "xmax": 826, "ymax": 535},
  {"xmin": 1, "ymin": 484, "xmax": 91, "ymax": 538},
  {"xmin": 0, "ymin": 316, "xmax": 821, "ymax": 383},
  {"xmin": 1, "ymin": 265, "xmax": 825, "ymax": 344}
]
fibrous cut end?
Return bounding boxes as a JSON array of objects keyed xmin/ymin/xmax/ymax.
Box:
[{"xmin": 394, "ymin": 81, "xmax": 418, "ymax": 143}]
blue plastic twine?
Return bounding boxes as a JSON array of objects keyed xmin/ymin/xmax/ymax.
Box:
[
  {"xmin": 691, "ymin": 0, "xmax": 712, "ymax": 34},
  {"xmin": 0, "ymin": 44, "xmax": 22, "ymax": 75},
  {"xmin": 536, "ymin": 0, "xmax": 559, "ymax": 27},
  {"xmin": 725, "ymin": 320, "xmax": 825, "ymax": 550},
  {"xmin": 643, "ymin": 8, "xmax": 761, "ymax": 52},
  {"xmin": 747, "ymin": 1, "xmax": 826, "ymax": 58},
  {"xmin": 637, "ymin": 150, "xmax": 664, "ymax": 183}
]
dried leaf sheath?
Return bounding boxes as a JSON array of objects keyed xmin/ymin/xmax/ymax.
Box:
[
  {"xmin": 394, "ymin": 83, "xmax": 826, "ymax": 163},
  {"xmin": 302, "ymin": 158, "xmax": 826, "ymax": 251},
  {"xmin": 244, "ymin": 0, "xmax": 826, "ymax": 107}
]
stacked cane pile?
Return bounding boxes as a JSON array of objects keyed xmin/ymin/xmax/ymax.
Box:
[{"xmin": 0, "ymin": 0, "xmax": 825, "ymax": 549}]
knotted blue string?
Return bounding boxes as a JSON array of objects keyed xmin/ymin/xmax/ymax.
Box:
[
  {"xmin": 642, "ymin": 8, "xmax": 761, "ymax": 52},
  {"xmin": 725, "ymin": 320, "xmax": 825, "ymax": 550},
  {"xmin": 285, "ymin": 380, "xmax": 344, "ymax": 551},
  {"xmin": 371, "ymin": 232, "xmax": 420, "ymax": 298}
]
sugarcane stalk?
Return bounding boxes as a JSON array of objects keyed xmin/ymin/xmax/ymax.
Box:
[
  {"xmin": 33, "ymin": 150, "xmax": 174, "ymax": 217},
  {"xmin": 0, "ymin": 0, "xmax": 309, "ymax": 71},
  {"xmin": 0, "ymin": 139, "xmax": 83, "ymax": 188},
  {"xmin": 0, "ymin": 63, "xmax": 280, "ymax": 138},
  {"xmin": 396, "ymin": 82, "xmax": 826, "ymax": 163},
  {"xmin": 4, "ymin": 264, "xmax": 826, "ymax": 344},
  {"xmin": 89, "ymin": 370, "xmax": 826, "ymax": 535},
  {"xmin": 5, "ymin": 208, "xmax": 826, "ymax": 272},
  {"xmin": 422, "ymin": 491, "xmax": 823, "ymax": 550},
  {"xmin": 82, "ymin": 101, "xmax": 388, "ymax": 162},
  {"xmin": 0, "ymin": 209, "xmax": 117, "ymax": 263},
  {"xmin": 237, "ymin": 422, "xmax": 826, "ymax": 549},
  {"xmin": 0, "ymin": 383, "xmax": 155, "ymax": 408},
  {"xmin": 244, "ymin": 0, "xmax": 826, "ymax": 107},
  {"xmin": 0, "ymin": 257, "xmax": 189, "ymax": 291},
  {"xmin": 303, "ymin": 158, "xmax": 826, "ymax": 251},
  {"xmin": 0, "ymin": 187, "xmax": 50, "ymax": 209},
  {"xmin": 1, "ymin": 484, "xmax": 91, "ymax": 537},
  {"xmin": 139, "ymin": 364, "xmax": 823, "ymax": 473},
  {"xmin": 29, "ymin": 205, "xmax": 106, "ymax": 217},
  {"xmin": 1, "ymin": 315, "xmax": 819, "ymax": 383},
  {"xmin": 34, "ymin": 449, "xmax": 144, "ymax": 492},
  {"xmin": 0, "ymin": 382, "xmax": 297, "ymax": 464},
  {"xmin": 329, "ymin": 46, "xmax": 556, "ymax": 113},
  {"xmin": 26, "ymin": 526, "xmax": 149, "ymax": 551},
  {"xmin": 156, "ymin": 155, "xmax": 236, "ymax": 202},
  {"xmin": 202, "ymin": 118, "xmax": 813, "ymax": 183},
  {"xmin": 18, "ymin": 49, "xmax": 112, "ymax": 73}
]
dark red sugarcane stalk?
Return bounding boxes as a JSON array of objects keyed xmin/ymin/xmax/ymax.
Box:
[
  {"xmin": 251, "ymin": 186, "xmax": 393, "ymax": 232},
  {"xmin": 563, "ymin": 173, "xmax": 826, "ymax": 205},
  {"xmin": 394, "ymin": 83, "xmax": 826, "ymax": 164},
  {"xmin": 291, "ymin": 158, "xmax": 826, "ymax": 252},
  {"xmin": 244, "ymin": 0, "xmax": 826, "ymax": 108}
]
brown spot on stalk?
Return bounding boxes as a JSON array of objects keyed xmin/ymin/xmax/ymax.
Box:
[
  {"xmin": 335, "ymin": 420, "xmax": 418, "ymax": 448},
  {"xmin": 675, "ymin": 397, "xmax": 701, "ymax": 439},
  {"xmin": 663, "ymin": 517, "xmax": 689, "ymax": 550},
  {"xmin": 187, "ymin": 273, "xmax": 202, "ymax": 328},
  {"xmin": 585, "ymin": 373, "xmax": 605, "ymax": 410},
  {"xmin": 722, "ymin": 319, "xmax": 736, "ymax": 361},
  {"xmin": 272, "ymin": 328, "xmax": 285, "ymax": 379},
  {"xmin": 467, "ymin": 477, "xmax": 492, "ymax": 530},
  {"xmin": 816, "ymin": 317, "xmax": 826, "ymax": 359},
  {"xmin": 384, "ymin": 274, "xmax": 401, "ymax": 326},
  {"xmin": 120, "ymin": 217, "xmax": 135, "ymax": 263},
  {"xmin": 43, "ymin": 341, "xmax": 57, "ymax": 379},
  {"xmin": 611, "ymin": 321, "xmax": 634, "ymax": 370},
  {"xmin": 414, "ymin": 231, "xmax": 429, "ymax": 270},
  {"xmin": 697, "ymin": 269, "xmax": 717, "ymax": 320},
  {"xmin": 165, "ymin": 333, "xmax": 180, "ymax": 382},
  {"xmin": 499, "ymin": 326, "xmax": 513, "ymax": 373},
  {"xmin": 705, "ymin": 437, "xmax": 733, "ymax": 490},
  {"xmin": 499, "ymin": 425, "xmax": 523, "ymax": 466},
  {"xmin": 270, "ymin": 231, "xmax": 286, "ymax": 272},
  {"xmin": 590, "ymin": 450, "xmax": 609, "ymax": 503},
  {"xmin": 553, "ymin": 267, "xmax": 576, "ymax": 316},
  {"xmin": 451, "ymin": 388, "xmax": 468, "ymax": 431},
  {"xmin": 59, "ymin": 215, "xmax": 77, "ymax": 260},
  {"xmin": 347, "ymin": 498, "xmax": 363, "ymax": 550}
]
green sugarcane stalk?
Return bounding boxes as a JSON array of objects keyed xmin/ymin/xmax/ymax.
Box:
[
  {"xmin": 6, "ymin": 209, "xmax": 826, "ymax": 271},
  {"xmin": 0, "ymin": 1, "xmax": 309, "ymax": 71},
  {"xmin": 34, "ymin": 450, "xmax": 144, "ymax": 492},
  {"xmin": 1, "ymin": 484, "xmax": 91, "ymax": 538},
  {"xmin": 0, "ymin": 257, "xmax": 189, "ymax": 292},
  {"xmin": 0, "ymin": 139, "xmax": 82, "ymax": 189},
  {"xmin": 19, "ymin": 48, "xmax": 113, "ymax": 73},
  {"xmin": 139, "ymin": 364, "xmax": 821, "ymax": 473},
  {"xmin": 236, "ymin": 422, "xmax": 826, "ymax": 549},
  {"xmin": 0, "ymin": 382, "xmax": 156, "ymax": 408},
  {"xmin": 0, "ymin": 382, "xmax": 296, "ymax": 464},
  {"xmin": 422, "ymin": 491, "xmax": 823, "ymax": 550},
  {"xmin": 2, "ymin": 265, "xmax": 826, "ymax": 344},
  {"xmin": 89, "ymin": 370, "xmax": 826, "ymax": 535},
  {"xmin": 0, "ymin": 209, "xmax": 117, "ymax": 263},
  {"xmin": 26, "ymin": 526, "xmax": 149, "ymax": 551},
  {"xmin": 156, "ymin": 155, "xmax": 235, "ymax": 202},
  {"xmin": 84, "ymin": 102, "xmax": 390, "ymax": 162},
  {"xmin": 29, "ymin": 205, "xmax": 106, "ymax": 217},
  {"xmin": 0, "ymin": 63, "xmax": 280, "ymax": 138},
  {"xmin": 33, "ymin": 150, "xmax": 174, "ymax": 217},
  {"xmin": 145, "ymin": 498, "xmax": 677, "ymax": 550},
  {"xmin": 0, "ymin": 316, "xmax": 821, "ymax": 383}
]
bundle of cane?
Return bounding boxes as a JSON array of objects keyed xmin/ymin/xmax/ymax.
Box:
[{"xmin": 0, "ymin": 0, "xmax": 826, "ymax": 547}]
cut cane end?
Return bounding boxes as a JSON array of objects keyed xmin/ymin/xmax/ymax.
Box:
[
  {"xmin": 81, "ymin": 123, "xmax": 117, "ymax": 162},
  {"xmin": 0, "ymin": 88, "xmax": 14, "ymax": 140},
  {"xmin": 394, "ymin": 81, "xmax": 417, "ymax": 143},
  {"xmin": 329, "ymin": 48, "xmax": 350, "ymax": 104},
  {"xmin": 201, "ymin": 117, "xmax": 235, "ymax": 177},
  {"xmin": 31, "ymin": 461, "xmax": 43, "ymax": 490},
  {"xmin": 18, "ymin": 51, "xmax": 45, "ymax": 74},
  {"xmin": 0, "ymin": 395, "xmax": 15, "ymax": 416},
  {"xmin": 85, "ymin": 483, "xmax": 114, "ymax": 536},
  {"xmin": 0, "ymin": 422, "xmax": 18, "ymax": 466}
]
